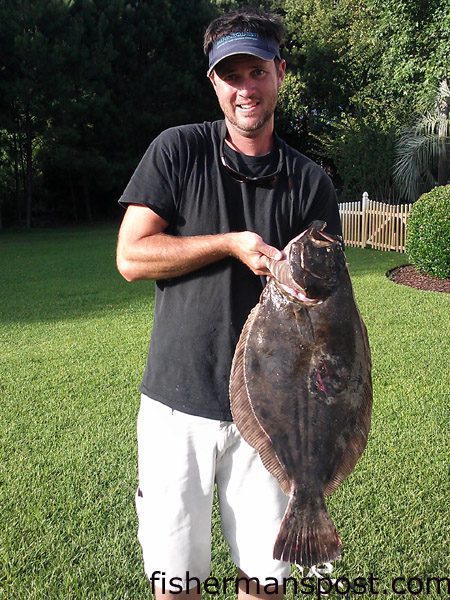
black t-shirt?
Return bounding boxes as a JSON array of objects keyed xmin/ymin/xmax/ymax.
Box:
[{"xmin": 119, "ymin": 120, "xmax": 342, "ymax": 421}]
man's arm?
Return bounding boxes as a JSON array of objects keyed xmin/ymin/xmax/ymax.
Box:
[{"xmin": 116, "ymin": 204, "xmax": 282, "ymax": 281}]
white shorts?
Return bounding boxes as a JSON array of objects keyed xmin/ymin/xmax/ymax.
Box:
[{"xmin": 136, "ymin": 395, "xmax": 291, "ymax": 591}]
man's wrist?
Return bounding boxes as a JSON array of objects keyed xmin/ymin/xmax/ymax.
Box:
[{"xmin": 221, "ymin": 232, "xmax": 241, "ymax": 259}]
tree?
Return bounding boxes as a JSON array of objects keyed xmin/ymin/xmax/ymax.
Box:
[
  {"xmin": 279, "ymin": 0, "xmax": 450, "ymax": 201},
  {"xmin": 0, "ymin": 0, "xmax": 217, "ymax": 227},
  {"xmin": 393, "ymin": 79, "xmax": 450, "ymax": 203},
  {"xmin": 0, "ymin": 0, "xmax": 69, "ymax": 227},
  {"xmin": 40, "ymin": 0, "xmax": 119, "ymax": 223},
  {"xmin": 1, "ymin": 0, "xmax": 448, "ymax": 225}
]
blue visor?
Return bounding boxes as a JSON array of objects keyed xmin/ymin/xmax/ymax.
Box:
[{"xmin": 207, "ymin": 32, "xmax": 280, "ymax": 76}]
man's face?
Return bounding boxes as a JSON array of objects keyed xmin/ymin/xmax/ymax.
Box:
[{"xmin": 209, "ymin": 54, "xmax": 286, "ymax": 137}]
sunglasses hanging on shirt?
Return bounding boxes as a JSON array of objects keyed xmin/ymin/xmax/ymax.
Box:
[{"xmin": 219, "ymin": 136, "xmax": 283, "ymax": 189}]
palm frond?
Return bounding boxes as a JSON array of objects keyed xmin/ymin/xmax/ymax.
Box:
[
  {"xmin": 393, "ymin": 130, "xmax": 439, "ymax": 202},
  {"xmin": 393, "ymin": 79, "xmax": 450, "ymax": 202},
  {"xmin": 417, "ymin": 111, "xmax": 450, "ymax": 138}
]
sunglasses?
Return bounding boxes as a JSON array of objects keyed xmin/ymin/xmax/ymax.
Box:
[{"xmin": 220, "ymin": 137, "xmax": 283, "ymax": 189}]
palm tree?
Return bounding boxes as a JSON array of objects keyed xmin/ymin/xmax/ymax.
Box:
[{"xmin": 393, "ymin": 78, "xmax": 449, "ymax": 202}]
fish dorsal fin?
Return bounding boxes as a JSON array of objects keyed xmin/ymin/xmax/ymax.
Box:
[{"xmin": 230, "ymin": 304, "xmax": 291, "ymax": 495}]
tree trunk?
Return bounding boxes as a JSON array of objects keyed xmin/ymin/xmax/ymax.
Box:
[
  {"xmin": 25, "ymin": 109, "xmax": 33, "ymax": 229},
  {"xmin": 16, "ymin": 119, "xmax": 28, "ymax": 226},
  {"xmin": 69, "ymin": 174, "xmax": 79, "ymax": 223},
  {"xmin": 12, "ymin": 133, "xmax": 22, "ymax": 224},
  {"xmin": 82, "ymin": 174, "xmax": 93, "ymax": 224},
  {"xmin": 437, "ymin": 78, "xmax": 449, "ymax": 186}
]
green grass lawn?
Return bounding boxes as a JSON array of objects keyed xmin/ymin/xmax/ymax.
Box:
[{"xmin": 0, "ymin": 226, "xmax": 448, "ymax": 599}]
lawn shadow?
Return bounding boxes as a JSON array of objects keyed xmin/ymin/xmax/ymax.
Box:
[{"xmin": 0, "ymin": 226, "xmax": 155, "ymax": 325}]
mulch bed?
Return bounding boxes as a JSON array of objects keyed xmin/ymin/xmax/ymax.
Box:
[{"xmin": 387, "ymin": 264, "xmax": 450, "ymax": 293}]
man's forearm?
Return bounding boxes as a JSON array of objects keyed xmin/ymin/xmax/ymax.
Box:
[
  {"xmin": 117, "ymin": 232, "xmax": 237, "ymax": 281},
  {"xmin": 117, "ymin": 231, "xmax": 282, "ymax": 282}
]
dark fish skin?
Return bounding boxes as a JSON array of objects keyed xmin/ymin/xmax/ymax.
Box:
[{"xmin": 230, "ymin": 221, "xmax": 372, "ymax": 567}]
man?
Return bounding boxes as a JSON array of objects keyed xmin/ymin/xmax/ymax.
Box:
[{"xmin": 116, "ymin": 8, "xmax": 342, "ymax": 599}]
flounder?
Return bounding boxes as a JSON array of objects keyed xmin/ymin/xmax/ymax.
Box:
[{"xmin": 230, "ymin": 221, "xmax": 372, "ymax": 567}]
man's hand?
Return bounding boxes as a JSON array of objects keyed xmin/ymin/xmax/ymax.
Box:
[{"xmin": 227, "ymin": 231, "xmax": 283, "ymax": 276}]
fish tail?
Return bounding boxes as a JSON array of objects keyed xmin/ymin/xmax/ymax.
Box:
[{"xmin": 273, "ymin": 489, "xmax": 341, "ymax": 567}]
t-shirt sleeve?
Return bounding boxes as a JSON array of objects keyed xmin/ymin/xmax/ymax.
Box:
[{"xmin": 118, "ymin": 129, "xmax": 180, "ymax": 224}]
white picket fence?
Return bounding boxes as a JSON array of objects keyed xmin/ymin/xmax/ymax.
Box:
[{"xmin": 339, "ymin": 192, "xmax": 412, "ymax": 252}]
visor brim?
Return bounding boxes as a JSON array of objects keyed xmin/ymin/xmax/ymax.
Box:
[{"xmin": 207, "ymin": 49, "xmax": 279, "ymax": 76}]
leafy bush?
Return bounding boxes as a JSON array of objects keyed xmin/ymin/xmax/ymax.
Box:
[
  {"xmin": 406, "ymin": 185, "xmax": 450, "ymax": 279},
  {"xmin": 316, "ymin": 117, "xmax": 397, "ymax": 202}
]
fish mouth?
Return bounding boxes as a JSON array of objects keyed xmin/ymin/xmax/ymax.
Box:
[
  {"xmin": 312, "ymin": 228, "xmax": 337, "ymax": 244},
  {"xmin": 265, "ymin": 223, "xmax": 340, "ymax": 305},
  {"xmin": 275, "ymin": 279, "xmax": 323, "ymax": 305},
  {"xmin": 266, "ymin": 257, "xmax": 323, "ymax": 305},
  {"xmin": 297, "ymin": 227, "xmax": 339, "ymax": 279}
]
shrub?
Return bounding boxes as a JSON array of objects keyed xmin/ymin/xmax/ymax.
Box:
[{"xmin": 406, "ymin": 185, "xmax": 450, "ymax": 279}]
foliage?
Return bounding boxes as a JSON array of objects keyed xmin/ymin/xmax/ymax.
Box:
[
  {"xmin": 316, "ymin": 117, "xmax": 397, "ymax": 202},
  {"xmin": 0, "ymin": 0, "xmax": 216, "ymax": 228},
  {"xmin": 276, "ymin": 72, "xmax": 309, "ymax": 153},
  {"xmin": 0, "ymin": 0, "xmax": 70, "ymax": 227},
  {"xmin": 349, "ymin": 0, "xmax": 450, "ymax": 127},
  {"xmin": 1, "ymin": 0, "xmax": 449, "ymax": 225},
  {"xmin": 406, "ymin": 185, "xmax": 450, "ymax": 279},
  {"xmin": 279, "ymin": 0, "xmax": 450, "ymax": 198},
  {"xmin": 393, "ymin": 80, "xmax": 450, "ymax": 202}
]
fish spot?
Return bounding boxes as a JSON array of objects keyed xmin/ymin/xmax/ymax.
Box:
[
  {"xmin": 258, "ymin": 407, "xmax": 271, "ymax": 421},
  {"xmin": 309, "ymin": 355, "xmax": 352, "ymax": 399}
]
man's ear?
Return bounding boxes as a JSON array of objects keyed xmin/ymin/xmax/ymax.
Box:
[
  {"xmin": 208, "ymin": 71, "xmax": 217, "ymax": 89},
  {"xmin": 277, "ymin": 59, "xmax": 286, "ymax": 87}
]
